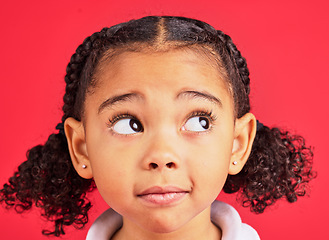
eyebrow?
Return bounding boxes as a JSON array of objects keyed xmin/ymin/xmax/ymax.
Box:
[
  {"xmin": 98, "ymin": 90, "xmax": 222, "ymax": 114},
  {"xmin": 98, "ymin": 93, "xmax": 142, "ymax": 114},
  {"xmin": 176, "ymin": 90, "xmax": 222, "ymax": 107}
]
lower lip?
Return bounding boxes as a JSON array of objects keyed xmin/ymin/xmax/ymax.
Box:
[{"xmin": 138, "ymin": 192, "xmax": 187, "ymax": 205}]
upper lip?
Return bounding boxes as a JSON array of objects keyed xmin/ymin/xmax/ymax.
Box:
[{"xmin": 137, "ymin": 186, "xmax": 188, "ymax": 196}]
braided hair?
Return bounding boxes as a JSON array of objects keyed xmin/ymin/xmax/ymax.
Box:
[{"xmin": 0, "ymin": 16, "xmax": 315, "ymax": 236}]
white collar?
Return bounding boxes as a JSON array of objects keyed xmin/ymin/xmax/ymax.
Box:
[{"xmin": 86, "ymin": 201, "xmax": 260, "ymax": 240}]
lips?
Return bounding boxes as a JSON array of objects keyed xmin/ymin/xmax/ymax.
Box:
[{"xmin": 137, "ymin": 186, "xmax": 189, "ymax": 205}]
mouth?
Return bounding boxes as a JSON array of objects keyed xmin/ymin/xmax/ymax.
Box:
[{"xmin": 137, "ymin": 186, "xmax": 189, "ymax": 206}]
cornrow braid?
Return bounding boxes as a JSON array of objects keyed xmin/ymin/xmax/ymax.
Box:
[
  {"xmin": 62, "ymin": 28, "xmax": 111, "ymax": 122},
  {"xmin": 216, "ymin": 30, "xmax": 251, "ymax": 118}
]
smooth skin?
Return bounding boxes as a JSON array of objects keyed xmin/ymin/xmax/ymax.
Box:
[{"xmin": 64, "ymin": 49, "xmax": 256, "ymax": 240}]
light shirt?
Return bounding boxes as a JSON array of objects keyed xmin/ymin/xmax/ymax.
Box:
[{"xmin": 86, "ymin": 201, "xmax": 260, "ymax": 240}]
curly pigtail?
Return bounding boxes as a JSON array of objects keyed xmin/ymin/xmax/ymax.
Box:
[
  {"xmin": 218, "ymin": 30, "xmax": 316, "ymax": 213},
  {"xmin": 0, "ymin": 28, "xmax": 117, "ymax": 236},
  {"xmin": 0, "ymin": 133, "xmax": 94, "ymax": 236},
  {"xmin": 224, "ymin": 126, "xmax": 315, "ymax": 213}
]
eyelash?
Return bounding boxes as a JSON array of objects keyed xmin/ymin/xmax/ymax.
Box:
[
  {"xmin": 107, "ymin": 112, "xmax": 137, "ymax": 126},
  {"xmin": 185, "ymin": 110, "xmax": 216, "ymax": 123}
]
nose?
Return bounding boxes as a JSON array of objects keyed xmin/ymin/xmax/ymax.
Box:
[{"xmin": 142, "ymin": 134, "xmax": 180, "ymax": 171}]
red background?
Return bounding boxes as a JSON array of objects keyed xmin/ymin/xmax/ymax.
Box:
[{"xmin": 0, "ymin": 0, "xmax": 328, "ymax": 239}]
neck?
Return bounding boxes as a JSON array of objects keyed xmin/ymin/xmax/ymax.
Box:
[{"xmin": 111, "ymin": 206, "xmax": 221, "ymax": 240}]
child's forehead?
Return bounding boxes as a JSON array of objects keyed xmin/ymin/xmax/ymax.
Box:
[
  {"xmin": 94, "ymin": 47, "xmax": 230, "ymax": 89},
  {"xmin": 86, "ymin": 49, "xmax": 234, "ymax": 112}
]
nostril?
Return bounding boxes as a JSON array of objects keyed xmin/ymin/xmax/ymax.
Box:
[
  {"xmin": 166, "ymin": 162, "xmax": 174, "ymax": 168},
  {"xmin": 150, "ymin": 163, "xmax": 158, "ymax": 169}
]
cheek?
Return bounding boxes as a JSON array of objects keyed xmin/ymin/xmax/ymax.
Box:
[
  {"xmin": 189, "ymin": 134, "xmax": 233, "ymax": 193},
  {"xmin": 87, "ymin": 140, "xmax": 134, "ymax": 205},
  {"xmin": 92, "ymin": 163, "xmax": 132, "ymax": 208}
]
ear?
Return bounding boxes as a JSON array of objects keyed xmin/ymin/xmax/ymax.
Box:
[
  {"xmin": 64, "ymin": 117, "xmax": 93, "ymax": 179},
  {"xmin": 229, "ymin": 113, "xmax": 257, "ymax": 175}
]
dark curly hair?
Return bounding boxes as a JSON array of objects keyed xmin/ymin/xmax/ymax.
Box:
[{"xmin": 0, "ymin": 16, "xmax": 315, "ymax": 236}]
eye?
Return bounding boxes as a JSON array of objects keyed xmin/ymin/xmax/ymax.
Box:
[
  {"xmin": 182, "ymin": 116, "xmax": 211, "ymax": 132},
  {"xmin": 112, "ymin": 118, "xmax": 144, "ymax": 134}
]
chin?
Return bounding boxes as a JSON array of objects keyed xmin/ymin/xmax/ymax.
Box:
[
  {"xmin": 145, "ymin": 223, "xmax": 181, "ymax": 234},
  {"xmin": 142, "ymin": 214, "xmax": 188, "ymax": 234}
]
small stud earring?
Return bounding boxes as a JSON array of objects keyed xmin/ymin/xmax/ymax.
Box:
[
  {"xmin": 233, "ymin": 161, "xmax": 238, "ymax": 165},
  {"xmin": 82, "ymin": 164, "xmax": 87, "ymax": 169}
]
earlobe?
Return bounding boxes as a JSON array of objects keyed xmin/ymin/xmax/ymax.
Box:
[
  {"xmin": 64, "ymin": 117, "xmax": 93, "ymax": 179},
  {"xmin": 229, "ymin": 113, "xmax": 257, "ymax": 175}
]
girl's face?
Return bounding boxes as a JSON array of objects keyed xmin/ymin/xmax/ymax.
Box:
[{"xmin": 72, "ymin": 49, "xmax": 251, "ymax": 237}]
